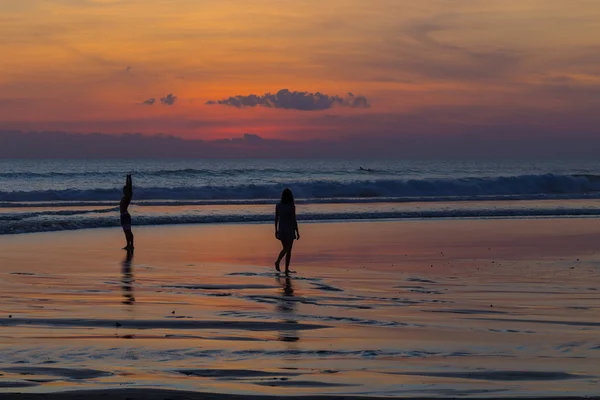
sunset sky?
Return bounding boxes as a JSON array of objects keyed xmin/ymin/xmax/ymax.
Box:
[{"xmin": 1, "ymin": 0, "xmax": 599, "ymax": 156}]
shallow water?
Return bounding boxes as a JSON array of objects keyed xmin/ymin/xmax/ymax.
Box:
[
  {"xmin": 0, "ymin": 219, "xmax": 599, "ymax": 396},
  {"xmin": 4, "ymin": 199, "xmax": 600, "ymax": 235}
]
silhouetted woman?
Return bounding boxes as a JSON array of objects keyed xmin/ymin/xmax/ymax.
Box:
[
  {"xmin": 275, "ymin": 188, "xmax": 299, "ymax": 274},
  {"xmin": 120, "ymin": 174, "xmax": 134, "ymax": 250}
]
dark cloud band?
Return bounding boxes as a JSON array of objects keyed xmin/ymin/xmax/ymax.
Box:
[
  {"xmin": 206, "ymin": 89, "xmax": 369, "ymax": 111},
  {"xmin": 140, "ymin": 94, "xmax": 177, "ymax": 106},
  {"xmin": 160, "ymin": 94, "xmax": 177, "ymax": 106}
]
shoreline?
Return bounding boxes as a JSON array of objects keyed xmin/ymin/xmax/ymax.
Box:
[{"xmin": 2, "ymin": 197, "xmax": 600, "ymax": 236}]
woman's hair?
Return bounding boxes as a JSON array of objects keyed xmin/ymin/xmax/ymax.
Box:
[{"xmin": 281, "ymin": 188, "xmax": 294, "ymax": 205}]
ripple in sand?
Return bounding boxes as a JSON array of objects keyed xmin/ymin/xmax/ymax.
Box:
[
  {"xmin": 488, "ymin": 329, "xmax": 535, "ymax": 334},
  {"xmin": 425, "ymin": 308, "xmax": 508, "ymax": 315},
  {"xmin": 310, "ymin": 282, "xmax": 344, "ymax": 292},
  {"xmin": 311, "ymin": 315, "xmax": 405, "ymax": 327},
  {"xmin": 230, "ymin": 349, "xmax": 442, "ymax": 359},
  {"xmin": 407, "ymin": 288, "xmax": 444, "ymax": 294},
  {"xmin": 320, "ymin": 303, "xmax": 372, "ymax": 309},
  {"xmin": 3, "ymin": 366, "xmax": 112, "ymax": 380},
  {"xmin": 163, "ymin": 284, "xmax": 278, "ymax": 290},
  {"xmin": 241, "ymin": 294, "xmax": 377, "ymax": 309},
  {"xmin": 391, "ymin": 370, "xmax": 590, "ymax": 381},
  {"xmin": 0, "ymin": 381, "xmax": 40, "ymax": 388},
  {"xmin": 219, "ymin": 310, "xmax": 404, "ymax": 327},
  {"xmin": 253, "ymin": 379, "xmax": 357, "ymax": 387},
  {"xmin": 471, "ymin": 317, "xmax": 600, "ymax": 327},
  {"xmin": 174, "ymin": 369, "xmax": 301, "ymax": 378},
  {"xmin": 0, "ymin": 317, "xmax": 327, "ymax": 331},
  {"xmin": 406, "ymin": 277, "xmax": 437, "ymax": 284},
  {"xmin": 227, "ymin": 272, "xmax": 275, "ymax": 277},
  {"xmin": 30, "ymin": 334, "xmax": 213, "ymax": 340},
  {"xmin": 195, "ymin": 335, "xmax": 266, "ymax": 342},
  {"xmin": 353, "ymin": 294, "xmax": 451, "ymax": 305},
  {"xmin": 227, "ymin": 272, "xmax": 322, "ymax": 283}
]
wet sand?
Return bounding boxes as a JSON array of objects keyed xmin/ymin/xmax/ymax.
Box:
[
  {"xmin": 4, "ymin": 389, "xmax": 600, "ymax": 400},
  {"xmin": 0, "ymin": 219, "xmax": 599, "ymax": 398}
]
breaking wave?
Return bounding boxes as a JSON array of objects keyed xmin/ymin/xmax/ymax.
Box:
[
  {"xmin": 2, "ymin": 207, "xmax": 600, "ymax": 235},
  {"xmin": 1, "ymin": 174, "xmax": 599, "ymax": 203}
]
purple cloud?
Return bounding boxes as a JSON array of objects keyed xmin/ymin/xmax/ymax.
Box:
[
  {"xmin": 206, "ymin": 89, "xmax": 369, "ymax": 111},
  {"xmin": 160, "ymin": 94, "xmax": 177, "ymax": 106}
]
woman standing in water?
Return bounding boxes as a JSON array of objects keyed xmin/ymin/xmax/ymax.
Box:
[
  {"xmin": 275, "ymin": 188, "xmax": 300, "ymax": 274},
  {"xmin": 120, "ymin": 174, "xmax": 134, "ymax": 250}
]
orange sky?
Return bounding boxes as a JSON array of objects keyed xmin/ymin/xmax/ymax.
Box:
[{"xmin": 1, "ymin": 0, "xmax": 599, "ymax": 141}]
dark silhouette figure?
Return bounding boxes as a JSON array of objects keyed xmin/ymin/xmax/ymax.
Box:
[
  {"xmin": 121, "ymin": 248, "xmax": 135, "ymax": 305},
  {"xmin": 120, "ymin": 174, "xmax": 134, "ymax": 250},
  {"xmin": 274, "ymin": 188, "xmax": 300, "ymax": 274},
  {"xmin": 276, "ymin": 275, "xmax": 299, "ymax": 343}
]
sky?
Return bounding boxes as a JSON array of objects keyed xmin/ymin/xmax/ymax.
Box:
[{"xmin": 1, "ymin": 0, "xmax": 600, "ymax": 157}]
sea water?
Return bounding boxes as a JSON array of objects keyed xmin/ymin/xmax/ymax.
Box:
[{"xmin": 1, "ymin": 158, "xmax": 600, "ymax": 234}]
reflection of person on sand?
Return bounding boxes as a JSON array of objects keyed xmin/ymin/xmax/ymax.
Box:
[
  {"xmin": 121, "ymin": 248, "xmax": 135, "ymax": 305},
  {"xmin": 120, "ymin": 174, "xmax": 134, "ymax": 250},
  {"xmin": 276, "ymin": 275, "xmax": 299, "ymax": 343},
  {"xmin": 274, "ymin": 188, "xmax": 300, "ymax": 274}
]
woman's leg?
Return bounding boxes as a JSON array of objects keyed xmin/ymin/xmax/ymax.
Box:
[
  {"xmin": 275, "ymin": 241, "xmax": 287, "ymax": 271},
  {"xmin": 125, "ymin": 230, "xmax": 134, "ymax": 249},
  {"xmin": 122, "ymin": 228, "xmax": 130, "ymax": 249},
  {"xmin": 284, "ymin": 240, "xmax": 294, "ymax": 272}
]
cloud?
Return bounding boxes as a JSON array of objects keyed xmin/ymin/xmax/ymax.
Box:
[
  {"xmin": 160, "ymin": 93, "xmax": 177, "ymax": 106},
  {"xmin": 140, "ymin": 94, "xmax": 178, "ymax": 106},
  {"xmin": 241, "ymin": 133, "xmax": 264, "ymax": 144},
  {"xmin": 2, "ymin": 127, "xmax": 600, "ymax": 159},
  {"xmin": 309, "ymin": 16, "xmax": 526, "ymax": 84},
  {"xmin": 400, "ymin": 22, "xmax": 522, "ymax": 81},
  {"xmin": 214, "ymin": 133, "xmax": 269, "ymax": 145},
  {"xmin": 206, "ymin": 89, "xmax": 369, "ymax": 111},
  {"xmin": 0, "ymin": 131, "xmax": 296, "ymax": 158}
]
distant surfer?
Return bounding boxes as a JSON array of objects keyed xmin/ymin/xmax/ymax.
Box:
[
  {"xmin": 274, "ymin": 188, "xmax": 300, "ymax": 274},
  {"xmin": 120, "ymin": 174, "xmax": 134, "ymax": 250}
]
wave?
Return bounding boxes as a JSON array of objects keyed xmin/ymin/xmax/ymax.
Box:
[
  {"xmin": 2, "ymin": 207, "xmax": 600, "ymax": 235},
  {"xmin": 0, "ymin": 207, "xmax": 117, "ymax": 222},
  {"xmin": 3, "ymin": 192, "xmax": 600, "ymax": 209},
  {"xmin": 0, "ymin": 168, "xmax": 306, "ymax": 179},
  {"xmin": 1, "ymin": 174, "xmax": 600, "ymax": 203}
]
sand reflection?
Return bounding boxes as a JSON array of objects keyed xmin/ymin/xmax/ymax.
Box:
[
  {"xmin": 276, "ymin": 275, "xmax": 299, "ymax": 343},
  {"xmin": 121, "ymin": 249, "xmax": 135, "ymax": 306}
]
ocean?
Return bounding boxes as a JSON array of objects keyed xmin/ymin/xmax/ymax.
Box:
[{"xmin": 1, "ymin": 158, "xmax": 600, "ymax": 235}]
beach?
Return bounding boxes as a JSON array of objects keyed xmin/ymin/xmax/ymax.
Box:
[
  {"xmin": 1, "ymin": 218, "xmax": 599, "ymax": 398},
  {"xmin": 4, "ymin": 0, "xmax": 600, "ymax": 396}
]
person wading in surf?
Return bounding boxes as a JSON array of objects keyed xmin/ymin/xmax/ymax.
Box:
[
  {"xmin": 274, "ymin": 188, "xmax": 300, "ymax": 274},
  {"xmin": 120, "ymin": 174, "xmax": 134, "ymax": 250}
]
